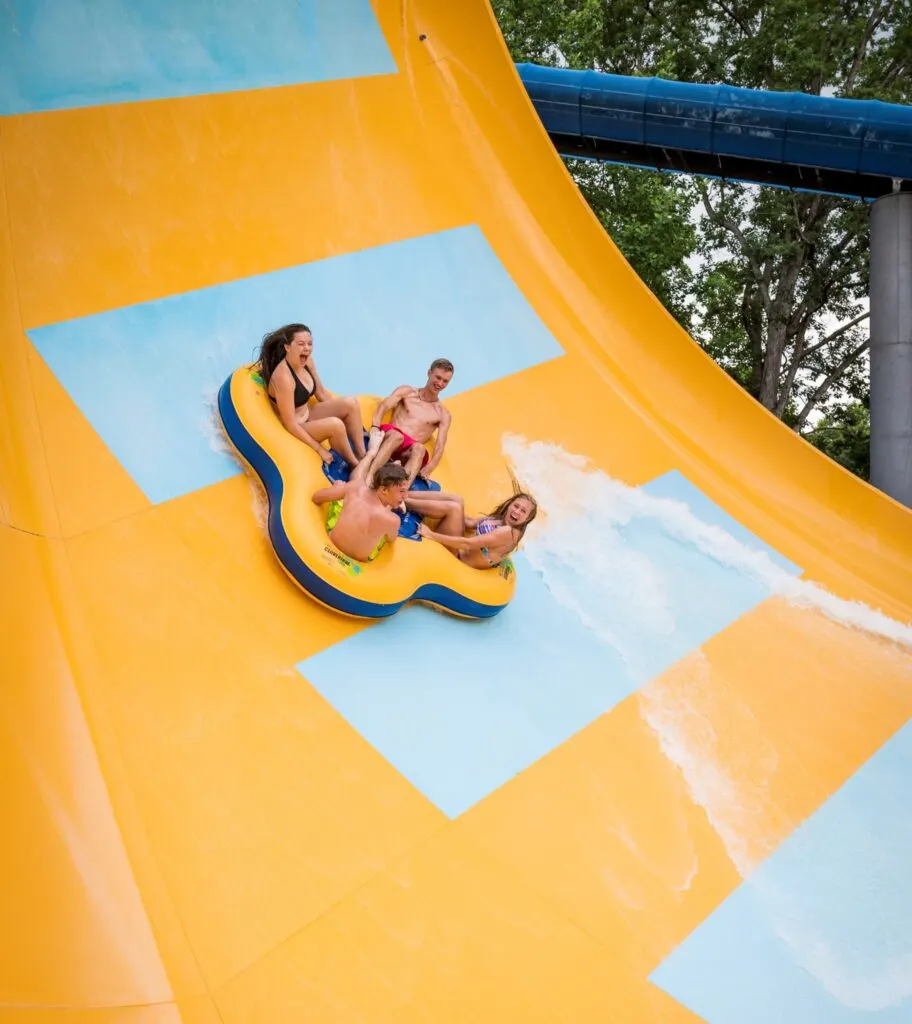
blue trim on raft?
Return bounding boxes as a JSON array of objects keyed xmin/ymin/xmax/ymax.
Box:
[
  {"xmin": 517, "ymin": 64, "xmax": 912, "ymax": 180},
  {"xmin": 216, "ymin": 375, "xmax": 507, "ymax": 620}
]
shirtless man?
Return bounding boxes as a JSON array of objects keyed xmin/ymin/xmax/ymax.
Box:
[
  {"xmin": 368, "ymin": 358, "xmax": 454, "ymax": 487},
  {"xmin": 311, "ymin": 453, "xmax": 409, "ymax": 563}
]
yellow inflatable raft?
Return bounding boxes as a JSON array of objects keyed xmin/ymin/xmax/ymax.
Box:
[{"xmin": 217, "ymin": 364, "xmax": 517, "ymax": 620}]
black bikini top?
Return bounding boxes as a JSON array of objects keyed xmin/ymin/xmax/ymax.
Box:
[{"xmin": 270, "ymin": 358, "xmax": 315, "ymax": 408}]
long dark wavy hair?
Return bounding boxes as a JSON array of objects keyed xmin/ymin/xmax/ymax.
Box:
[
  {"xmin": 487, "ymin": 491, "xmax": 538, "ymax": 541},
  {"xmin": 256, "ymin": 323, "xmax": 311, "ymax": 389}
]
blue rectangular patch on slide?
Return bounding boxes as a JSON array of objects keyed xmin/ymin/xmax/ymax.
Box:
[
  {"xmin": 1, "ymin": 0, "xmax": 396, "ymax": 114},
  {"xmin": 643, "ymin": 470, "xmax": 803, "ymax": 576},
  {"xmin": 29, "ymin": 225, "xmax": 565, "ymax": 504},
  {"xmin": 651, "ymin": 719, "xmax": 912, "ymax": 1023}
]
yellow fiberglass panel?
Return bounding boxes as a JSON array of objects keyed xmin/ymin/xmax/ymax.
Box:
[{"xmin": 1, "ymin": 0, "xmax": 910, "ymax": 1021}]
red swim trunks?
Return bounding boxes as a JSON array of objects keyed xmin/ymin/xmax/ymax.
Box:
[{"xmin": 377, "ymin": 423, "xmax": 430, "ymax": 468}]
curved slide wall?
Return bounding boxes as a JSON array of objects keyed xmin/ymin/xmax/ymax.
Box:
[{"xmin": 2, "ymin": 2, "xmax": 911, "ymax": 1021}]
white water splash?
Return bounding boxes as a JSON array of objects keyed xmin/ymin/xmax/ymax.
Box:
[
  {"xmin": 248, "ymin": 478, "xmax": 269, "ymax": 531},
  {"xmin": 503, "ymin": 433, "xmax": 912, "ymax": 650},
  {"xmin": 637, "ymin": 653, "xmax": 786, "ymax": 878},
  {"xmin": 644, "ymin": 657, "xmax": 912, "ymax": 1013},
  {"xmin": 200, "ymin": 383, "xmax": 268, "ymax": 530},
  {"xmin": 199, "ymin": 383, "xmax": 236, "ymax": 465},
  {"xmin": 503, "ymin": 434, "xmax": 912, "ymax": 1012}
]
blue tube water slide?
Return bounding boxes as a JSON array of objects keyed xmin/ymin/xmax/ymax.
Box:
[{"xmin": 516, "ymin": 63, "xmax": 912, "ymax": 199}]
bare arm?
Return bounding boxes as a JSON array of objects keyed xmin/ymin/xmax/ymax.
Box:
[
  {"xmin": 417, "ymin": 522, "xmax": 512, "ymax": 552},
  {"xmin": 272, "ymin": 366, "xmax": 333, "ymax": 463},
  {"xmin": 371, "ymin": 385, "xmax": 412, "ymax": 428},
  {"xmin": 307, "ymin": 357, "xmax": 332, "ymax": 403},
  {"xmin": 311, "ymin": 481, "xmax": 347, "ymax": 506},
  {"xmin": 422, "ymin": 406, "xmax": 451, "ymax": 476},
  {"xmin": 384, "ymin": 510, "xmax": 402, "ymax": 545}
]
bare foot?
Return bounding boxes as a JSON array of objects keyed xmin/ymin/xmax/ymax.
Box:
[{"xmin": 353, "ymin": 444, "xmax": 379, "ymax": 484}]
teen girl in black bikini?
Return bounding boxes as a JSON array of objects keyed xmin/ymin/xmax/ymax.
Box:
[{"xmin": 256, "ymin": 323, "xmax": 366, "ymax": 468}]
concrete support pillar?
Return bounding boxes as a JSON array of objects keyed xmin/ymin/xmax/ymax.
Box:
[{"xmin": 869, "ymin": 191, "xmax": 912, "ymax": 508}]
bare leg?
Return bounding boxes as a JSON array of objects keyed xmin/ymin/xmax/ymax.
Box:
[
  {"xmin": 309, "ymin": 396, "xmax": 367, "ymax": 458},
  {"xmin": 405, "ymin": 493, "xmax": 465, "ymax": 535},
  {"xmin": 405, "ymin": 492, "xmax": 463, "ymax": 512},
  {"xmin": 350, "ymin": 438, "xmax": 381, "ymax": 484},
  {"xmin": 301, "ymin": 414, "xmax": 359, "ymax": 468},
  {"xmin": 402, "ymin": 443, "xmax": 427, "ymax": 488},
  {"xmin": 369, "ymin": 428, "xmax": 406, "ymax": 484}
]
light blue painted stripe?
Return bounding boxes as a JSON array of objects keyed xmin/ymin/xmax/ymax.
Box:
[
  {"xmin": 0, "ymin": 0, "xmax": 396, "ymax": 115},
  {"xmin": 28, "ymin": 225, "xmax": 565, "ymax": 505},
  {"xmin": 651, "ymin": 719, "xmax": 912, "ymax": 1023},
  {"xmin": 643, "ymin": 470, "xmax": 803, "ymax": 576},
  {"xmin": 298, "ymin": 476, "xmax": 785, "ymax": 817}
]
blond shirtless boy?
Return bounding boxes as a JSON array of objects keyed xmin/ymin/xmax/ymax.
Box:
[{"xmin": 369, "ymin": 358, "xmax": 454, "ymax": 487}]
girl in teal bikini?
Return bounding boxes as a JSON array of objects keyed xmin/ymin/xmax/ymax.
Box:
[{"xmin": 408, "ymin": 491, "xmax": 538, "ymax": 569}]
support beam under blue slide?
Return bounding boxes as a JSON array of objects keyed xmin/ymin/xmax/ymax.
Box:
[{"xmin": 517, "ymin": 63, "xmax": 912, "ymax": 200}]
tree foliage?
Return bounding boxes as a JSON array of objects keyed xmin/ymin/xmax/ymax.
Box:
[
  {"xmin": 693, "ymin": 186, "xmax": 872, "ymax": 427},
  {"xmin": 802, "ymin": 400, "xmax": 871, "ymax": 479},
  {"xmin": 493, "ymin": 0, "xmax": 912, "ymax": 477},
  {"xmin": 572, "ymin": 162, "xmax": 698, "ymax": 325}
]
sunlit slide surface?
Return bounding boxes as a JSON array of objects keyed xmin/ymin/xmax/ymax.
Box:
[{"xmin": 2, "ymin": 1, "xmax": 911, "ymax": 1021}]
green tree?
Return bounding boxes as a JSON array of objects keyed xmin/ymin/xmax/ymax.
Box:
[
  {"xmin": 493, "ymin": 0, "xmax": 912, "ymax": 477},
  {"xmin": 572, "ymin": 162, "xmax": 697, "ymax": 326},
  {"xmin": 802, "ymin": 400, "xmax": 871, "ymax": 479},
  {"xmin": 692, "ymin": 185, "xmax": 871, "ymax": 428}
]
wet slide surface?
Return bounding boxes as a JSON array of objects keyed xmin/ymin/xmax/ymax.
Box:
[{"xmin": 2, "ymin": 1, "xmax": 912, "ymax": 1020}]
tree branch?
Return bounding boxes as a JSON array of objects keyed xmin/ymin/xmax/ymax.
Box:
[
  {"xmin": 777, "ymin": 332, "xmax": 806, "ymax": 416},
  {"xmin": 642, "ymin": 0, "xmax": 694, "ymax": 51},
  {"xmin": 711, "ymin": 0, "xmax": 754, "ymax": 38},
  {"xmin": 740, "ymin": 282, "xmax": 765, "ymax": 395},
  {"xmin": 785, "ymin": 225, "xmax": 856, "ymax": 337},
  {"xmin": 800, "ymin": 309, "xmax": 870, "ymax": 362},
  {"xmin": 697, "ymin": 180, "xmax": 771, "ymax": 309},
  {"xmin": 881, "ymin": 59, "xmax": 911, "ymax": 92},
  {"xmin": 794, "ymin": 338, "xmax": 870, "ymax": 428},
  {"xmin": 801, "ymin": 423, "xmax": 855, "ymax": 438},
  {"xmin": 844, "ymin": 0, "xmax": 890, "ymax": 94},
  {"xmin": 789, "ymin": 191, "xmax": 830, "ymax": 249}
]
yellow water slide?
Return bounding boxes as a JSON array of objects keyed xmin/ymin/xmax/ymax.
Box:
[{"xmin": 3, "ymin": 1, "xmax": 911, "ymax": 1021}]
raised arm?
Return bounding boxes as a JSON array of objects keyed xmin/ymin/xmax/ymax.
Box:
[
  {"xmin": 371, "ymin": 385, "xmax": 412, "ymax": 429},
  {"xmin": 272, "ymin": 367, "xmax": 333, "ymax": 464},
  {"xmin": 422, "ymin": 406, "xmax": 451, "ymax": 477},
  {"xmin": 311, "ymin": 480, "xmax": 347, "ymax": 506}
]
